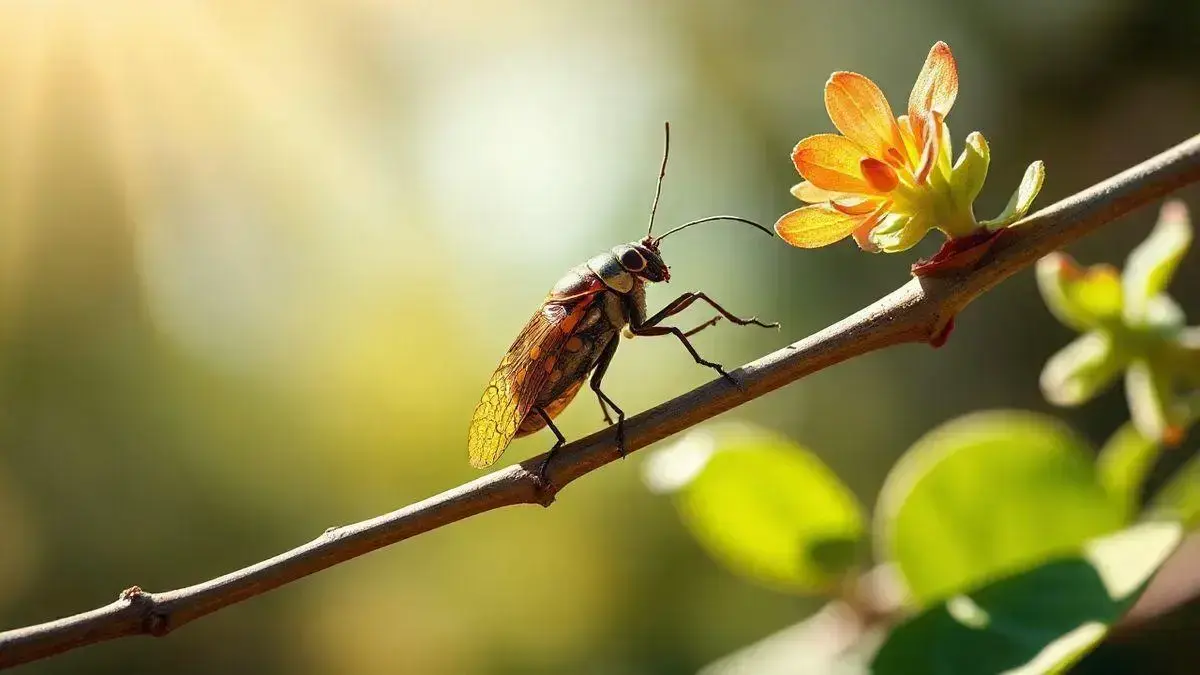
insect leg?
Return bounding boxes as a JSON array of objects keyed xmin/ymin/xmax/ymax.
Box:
[
  {"xmin": 589, "ymin": 338, "xmax": 626, "ymax": 457},
  {"xmin": 683, "ymin": 316, "xmax": 722, "ymax": 338},
  {"xmin": 535, "ymin": 407, "xmax": 567, "ymax": 485},
  {"xmin": 644, "ymin": 292, "xmax": 778, "ymax": 330},
  {"xmin": 626, "ymin": 323, "xmax": 737, "ymax": 385}
]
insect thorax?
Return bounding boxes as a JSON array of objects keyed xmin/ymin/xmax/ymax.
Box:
[{"xmin": 586, "ymin": 253, "xmax": 635, "ymax": 294}]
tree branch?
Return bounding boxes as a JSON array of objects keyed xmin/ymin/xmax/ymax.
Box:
[{"xmin": 3, "ymin": 133, "xmax": 1199, "ymax": 670}]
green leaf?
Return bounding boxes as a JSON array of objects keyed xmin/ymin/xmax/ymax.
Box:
[
  {"xmin": 950, "ymin": 131, "xmax": 990, "ymax": 212},
  {"xmin": 1039, "ymin": 331, "xmax": 1125, "ymax": 407},
  {"xmin": 1123, "ymin": 200, "xmax": 1192, "ymax": 321},
  {"xmin": 872, "ymin": 521, "xmax": 1183, "ymax": 675},
  {"xmin": 1096, "ymin": 422, "xmax": 1162, "ymax": 520},
  {"xmin": 876, "ymin": 411, "xmax": 1126, "ymax": 606},
  {"xmin": 643, "ymin": 424, "xmax": 865, "ymax": 594},
  {"xmin": 982, "ymin": 160, "xmax": 1045, "ymax": 230},
  {"xmin": 699, "ymin": 600, "xmax": 884, "ymax": 675},
  {"xmin": 1035, "ymin": 254, "xmax": 1124, "ymax": 331}
]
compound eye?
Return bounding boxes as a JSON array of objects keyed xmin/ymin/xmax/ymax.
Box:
[{"xmin": 620, "ymin": 248, "xmax": 646, "ymax": 271}]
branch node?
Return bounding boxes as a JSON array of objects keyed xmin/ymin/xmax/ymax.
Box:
[
  {"xmin": 118, "ymin": 586, "xmax": 172, "ymax": 637},
  {"xmin": 146, "ymin": 611, "xmax": 172, "ymax": 637},
  {"xmin": 928, "ymin": 316, "xmax": 956, "ymax": 348},
  {"xmin": 533, "ymin": 482, "xmax": 558, "ymax": 507},
  {"xmin": 527, "ymin": 471, "xmax": 559, "ymax": 508}
]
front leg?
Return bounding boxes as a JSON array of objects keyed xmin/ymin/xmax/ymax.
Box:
[
  {"xmin": 626, "ymin": 291, "xmax": 773, "ymax": 387},
  {"xmin": 626, "ymin": 322, "xmax": 738, "ymax": 385},
  {"xmin": 642, "ymin": 291, "xmax": 778, "ymax": 331},
  {"xmin": 624, "ymin": 293, "xmax": 734, "ymax": 386}
]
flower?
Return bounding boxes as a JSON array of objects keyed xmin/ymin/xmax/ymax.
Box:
[
  {"xmin": 774, "ymin": 42, "xmax": 1045, "ymax": 265},
  {"xmin": 1037, "ymin": 200, "xmax": 1200, "ymax": 444}
]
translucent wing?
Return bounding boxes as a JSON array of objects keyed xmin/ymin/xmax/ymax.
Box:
[{"xmin": 468, "ymin": 294, "xmax": 596, "ymax": 468}]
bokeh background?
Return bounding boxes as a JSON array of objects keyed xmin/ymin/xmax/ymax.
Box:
[{"xmin": 0, "ymin": 1, "xmax": 1197, "ymax": 673}]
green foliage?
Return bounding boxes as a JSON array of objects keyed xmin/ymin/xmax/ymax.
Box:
[
  {"xmin": 1036, "ymin": 200, "xmax": 1200, "ymax": 443},
  {"xmin": 653, "ymin": 409, "xmax": 1192, "ymax": 674},
  {"xmin": 1096, "ymin": 421, "xmax": 1163, "ymax": 519},
  {"xmin": 875, "ymin": 411, "xmax": 1125, "ymax": 606},
  {"xmin": 654, "ymin": 202, "xmax": 1200, "ymax": 674},
  {"xmin": 872, "ymin": 522, "xmax": 1182, "ymax": 675},
  {"xmin": 1100, "ymin": 391, "xmax": 1200, "ymax": 520},
  {"xmin": 643, "ymin": 424, "xmax": 866, "ymax": 594}
]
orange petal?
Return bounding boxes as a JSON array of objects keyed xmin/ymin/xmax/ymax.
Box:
[
  {"xmin": 908, "ymin": 42, "xmax": 958, "ymax": 145},
  {"xmin": 861, "ymin": 158, "xmax": 899, "ymax": 192},
  {"xmin": 824, "ymin": 72, "xmax": 903, "ymax": 163},
  {"xmin": 790, "ymin": 180, "xmax": 847, "ymax": 203},
  {"xmin": 774, "ymin": 204, "xmax": 865, "ymax": 248},
  {"xmin": 851, "ymin": 201, "xmax": 892, "ymax": 251},
  {"xmin": 791, "ymin": 134, "xmax": 873, "ymax": 194}
]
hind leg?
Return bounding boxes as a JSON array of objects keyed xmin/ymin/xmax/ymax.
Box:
[{"xmin": 535, "ymin": 407, "xmax": 567, "ymax": 485}]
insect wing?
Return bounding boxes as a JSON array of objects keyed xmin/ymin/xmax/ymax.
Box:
[{"xmin": 467, "ymin": 295, "xmax": 595, "ymax": 468}]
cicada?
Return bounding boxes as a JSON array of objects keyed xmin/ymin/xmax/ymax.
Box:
[{"xmin": 468, "ymin": 123, "xmax": 777, "ymax": 482}]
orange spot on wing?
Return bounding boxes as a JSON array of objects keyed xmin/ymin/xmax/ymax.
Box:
[
  {"xmin": 468, "ymin": 290, "xmax": 603, "ymax": 468},
  {"xmin": 566, "ymin": 337, "xmax": 584, "ymax": 352}
]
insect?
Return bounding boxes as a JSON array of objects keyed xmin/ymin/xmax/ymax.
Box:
[{"xmin": 467, "ymin": 122, "xmax": 777, "ymax": 483}]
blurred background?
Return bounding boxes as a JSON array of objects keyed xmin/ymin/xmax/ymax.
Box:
[{"xmin": 0, "ymin": 0, "xmax": 1197, "ymax": 673}]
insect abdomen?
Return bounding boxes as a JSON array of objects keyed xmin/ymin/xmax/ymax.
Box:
[
  {"xmin": 514, "ymin": 294, "xmax": 623, "ymax": 436},
  {"xmin": 516, "ymin": 378, "xmax": 584, "ymax": 436}
]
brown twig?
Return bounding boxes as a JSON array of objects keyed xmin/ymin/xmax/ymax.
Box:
[{"xmin": 2, "ymin": 133, "xmax": 1199, "ymax": 670}]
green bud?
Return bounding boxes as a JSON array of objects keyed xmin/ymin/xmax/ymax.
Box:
[
  {"xmin": 1123, "ymin": 200, "xmax": 1192, "ymax": 322},
  {"xmin": 870, "ymin": 213, "xmax": 929, "ymax": 253},
  {"xmin": 1125, "ymin": 359, "xmax": 1176, "ymax": 443},
  {"xmin": 1141, "ymin": 295, "xmax": 1186, "ymax": 335},
  {"xmin": 982, "ymin": 160, "xmax": 1045, "ymax": 230},
  {"xmin": 950, "ymin": 131, "xmax": 990, "ymax": 214},
  {"xmin": 1036, "ymin": 253, "xmax": 1124, "ymax": 331},
  {"xmin": 1040, "ymin": 332, "xmax": 1125, "ymax": 406}
]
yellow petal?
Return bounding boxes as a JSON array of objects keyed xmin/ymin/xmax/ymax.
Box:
[
  {"xmin": 895, "ymin": 114, "xmax": 922, "ymax": 168},
  {"xmin": 824, "ymin": 71, "xmax": 903, "ymax": 163},
  {"xmin": 790, "ymin": 180, "xmax": 848, "ymax": 203},
  {"xmin": 831, "ymin": 197, "xmax": 879, "ymax": 216},
  {"xmin": 791, "ymin": 134, "xmax": 873, "ymax": 194},
  {"xmin": 908, "ymin": 42, "xmax": 958, "ymax": 145},
  {"xmin": 774, "ymin": 204, "xmax": 865, "ymax": 248},
  {"xmin": 912, "ymin": 112, "xmax": 943, "ymax": 185}
]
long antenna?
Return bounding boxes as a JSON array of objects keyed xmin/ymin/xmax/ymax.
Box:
[
  {"xmin": 652, "ymin": 215, "xmax": 774, "ymax": 245},
  {"xmin": 646, "ymin": 121, "xmax": 670, "ymax": 239}
]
